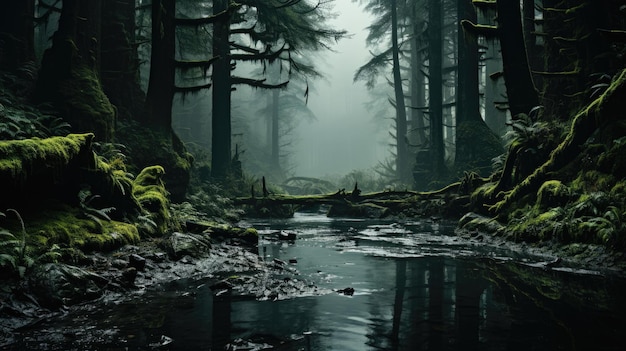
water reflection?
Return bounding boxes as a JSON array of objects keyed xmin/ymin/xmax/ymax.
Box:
[{"xmin": 8, "ymin": 215, "xmax": 626, "ymax": 350}]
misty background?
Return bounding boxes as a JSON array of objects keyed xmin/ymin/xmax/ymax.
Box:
[
  {"xmin": 294, "ymin": 1, "xmax": 388, "ymax": 178},
  {"xmin": 168, "ymin": 1, "xmax": 393, "ymax": 183}
]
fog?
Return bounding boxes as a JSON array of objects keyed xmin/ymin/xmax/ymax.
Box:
[{"xmin": 293, "ymin": 2, "xmax": 390, "ymax": 178}]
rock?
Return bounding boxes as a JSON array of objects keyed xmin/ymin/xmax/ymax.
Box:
[
  {"xmin": 327, "ymin": 203, "xmax": 389, "ymax": 218},
  {"xmin": 29, "ymin": 263, "xmax": 108, "ymax": 309},
  {"xmin": 458, "ymin": 212, "xmax": 504, "ymax": 235},
  {"xmin": 186, "ymin": 221, "xmax": 258, "ymax": 245},
  {"xmin": 129, "ymin": 253, "xmax": 146, "ymax": 271},
  {"xmin": 337, "ymin": 287, "xmax": 355, "ymax": 296},
  {"xmin": 167, "ymin": 232, "xmax": 211, "ymax": 260},
  {"xmin": 111, "ymin": 259, "xmax": 128, "ymax": 269},
  {"xmin": 278, "ymin": 231, "xmax": 297, "ymax": 240},
  {"xmin": 121, "ymin": 267, "xmax": 137, "ymax": 285}
]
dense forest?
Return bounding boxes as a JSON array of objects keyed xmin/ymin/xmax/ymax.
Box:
[{"xmin": 1, "ymin": 0, "xmax": 626, "ymax": 344}]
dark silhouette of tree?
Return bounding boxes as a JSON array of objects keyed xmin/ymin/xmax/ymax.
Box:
[
  {"xmin": 145, "ymin": 0, "xmax": 176, "ymax": 131},
  {"xmin": 176, "ymin": 0, "xmax": 344, "ymax": 178},
  {"xmin": 0, "ymin": 0, "xmax": 35, "ymax": 69},
  {"xmin": 462, "ymin": 0, "xmax": 539, "ymax": 118},
  {"xmin": 354, "ymin": 0, "xmax": 415, "ymax": 183},
  {"xmin": 390, "ymin": 0, "xmax": 410, "ymax": 182},
  {"xmin": 428, "ymin": 0, "xmax": 445, "ymax": 178},
  {"xmin": 454, "ymin": 0, "xmax": 502, "ymax": 174}
]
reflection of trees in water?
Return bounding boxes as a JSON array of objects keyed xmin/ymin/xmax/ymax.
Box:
[
  {"xmin": 227, "ymin": 289, "xmax": 319, "ymax": 348},
  {"xmin": 363, "ymin": 257, "xmax": 494, "ymax": 350}
]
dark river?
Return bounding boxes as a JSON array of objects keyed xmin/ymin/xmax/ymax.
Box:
[{"xmin": 10, "ymin": 212, "xmax": 626, "ymax": 350}]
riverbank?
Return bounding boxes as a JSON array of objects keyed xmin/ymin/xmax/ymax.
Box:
[
  {"xmin": 4, "ymin": 214, "xmax": 624, "ymax": 350},
  {"xmin": 0, "ymin": 226, "xmax": 327, "ymax": 348}
]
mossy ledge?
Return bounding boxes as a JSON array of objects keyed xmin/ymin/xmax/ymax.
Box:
[{"xmin": 0, "ymin": 133, "xmax": 94, "ymax": 208}]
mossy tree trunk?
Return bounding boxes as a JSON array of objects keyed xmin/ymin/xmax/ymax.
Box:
[
  {"xmin": 35, "ymin": 0, "xmax": 115, "ymax": 142},
  {"xmin": 491, "ymin": 68, "xmax": 626, "ymax": 214}
]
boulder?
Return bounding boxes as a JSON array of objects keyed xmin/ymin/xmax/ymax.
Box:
[
  {"xmin": 29, "ymin": 263, "xmax": 108, "ymax": 309},
  {"xmin": 167, "ymin": 232, "xmax": 211, "ymax": 259}
]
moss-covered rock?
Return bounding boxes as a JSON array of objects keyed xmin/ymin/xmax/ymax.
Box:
[
  {"xmin": 1, "ymin": 202, "xmax": 140, "ymax": 256},
  {"xmin": 0, "ymin": 133, "xmax": 94, "ymax": 209},
  {"xmin": 133, "ymin": 165, "xmax": 176, "ymax": 235},
  {"xmin": 186, "ymin": 220, "xmax": 258, "ymax": 245},
  {"xmin": 536, "ymin": 180, "xmax": 572, "ymax": 209}
]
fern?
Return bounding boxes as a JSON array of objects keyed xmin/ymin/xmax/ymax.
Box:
[
  {"xmin": 78, "ymin": 188, "xmax": 115, "ymax": 230},
  {"xmin": 136, "ymin": 214, "xmax": 158, "ymax": 236},
  {"xmin": 0, "ymin": 209, "xmax": 32, "ymax": 278}
]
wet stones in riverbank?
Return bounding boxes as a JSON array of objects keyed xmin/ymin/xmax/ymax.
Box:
[
  {"xmin": 28, "ymin": 263, "xmax": 109, "ymax": 309},
  {"xmin": 166, "ymin": 232, "xmax": 212, "ymax": 259}
]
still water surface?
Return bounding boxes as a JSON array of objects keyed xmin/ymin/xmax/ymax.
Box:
[{"xmin": 15, "ymin": 213, "xmax": 626, "ymax": 350}]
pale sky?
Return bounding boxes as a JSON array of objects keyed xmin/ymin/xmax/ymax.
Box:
[{"xmin": 293, "ymin": 1, "xmax": 389, "ymax": 178}]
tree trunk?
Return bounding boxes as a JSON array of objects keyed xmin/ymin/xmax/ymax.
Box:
[
  {"xmin": 429, "ymin": 0, "xmax": 445, "ymax": 178},
  {"xmin": 35, "ymin": 0, "xmax": 115, "ymax": 142},
  {"xmin": 496, "ymin": 0, "xmax": 539, "ymax": 117},
  {"xmin": 211, "ymin": 0, "xmax": 232, "ymax": 178},
  {"xmin": 101, "ymin": 0, "xmax": 144, "ymax": 118},
  {"xmin": 455, "ymin": 0, "xmax": 482, "ymax": 167},
  {"xmin": 0, "ymin": 0, "xmax": 35, "ymax": 69},
  {"xmin": 391, "ymin": 0, "xmax": 410, "ymax": 183},
  {"xmin": 409, "ymin": 3, "xmax": 426, "ymax": 146},
  {"xmin": 271, "ymin": 89, "xmax": 280, "ymax": 170},
  {"xmin": 145, "ymin": 0, "xmax": 176, "ymax": 131},
  {"xmin": 484, "ymin": 41, "xmax": 507, "ymax": 137}
]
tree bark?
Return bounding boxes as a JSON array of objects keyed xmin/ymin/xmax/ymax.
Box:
[
  {"xmin": 0, "ymin": 0, "xmax": 35, "ymax": 69},
  {"xmin": 271, "ymin": 89, "xmax": 280, "ymax": 170},
  {"xmin": 101, "ymin": 0, "xmax": 144, "ymax": 117},
  {"xmin": 409, "ymin": 3, "xmax": 426, "ymax": 146},
  {"xmin": 145, "ymin": 0, "xmax": 176, "ymax": 131},
  {"xmin": 211, "ymin": 0, "xmax": 233, "ymax": 178},
  {"xmin": 391, "ymin": 0, "xmax": 410, "ymax": 183},
  {"xmin": 496, "ymin": 0, "xmax": 539, "ymax": 117},
  {"xmin": 455, "ymin": 0, "xmax": 482, "ymax": 167},
  {"xmin": 429, "ymin": 0, "xmax": 445, "ymax": 177}
]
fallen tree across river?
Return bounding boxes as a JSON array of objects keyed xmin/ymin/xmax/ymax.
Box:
[{"xmin": 233, "ymin": 176, "xmax": 486, "ymax": 219}]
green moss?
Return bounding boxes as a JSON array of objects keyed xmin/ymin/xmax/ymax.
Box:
[
  {"xmin": 59, "ymin": 65, "xmax": 116, "ymax": 141},
  {"xmin": 133, "ymin": 165, "xmax": 175, "ymax": 235},
  {"xmin": 572, "ymin": 170, "xmax": 615, "ymax": 193},
  {"xmin": 0, "ymin": 134, "xmax": 94, "ymax": 208},
  {"xmin": 116, "ymin": 122, "xmax": 192, "ymax": 202},
  {"xmin": 0, "ymin": 133, "xmax": 92, "ymax": 179},
  {"xmin": 536, "ymin": 180, "xmax": 571, "ymax": 209},
  {"xmin": 15, "ymin": 203, "xmax": 139, "ymax": 254}
]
